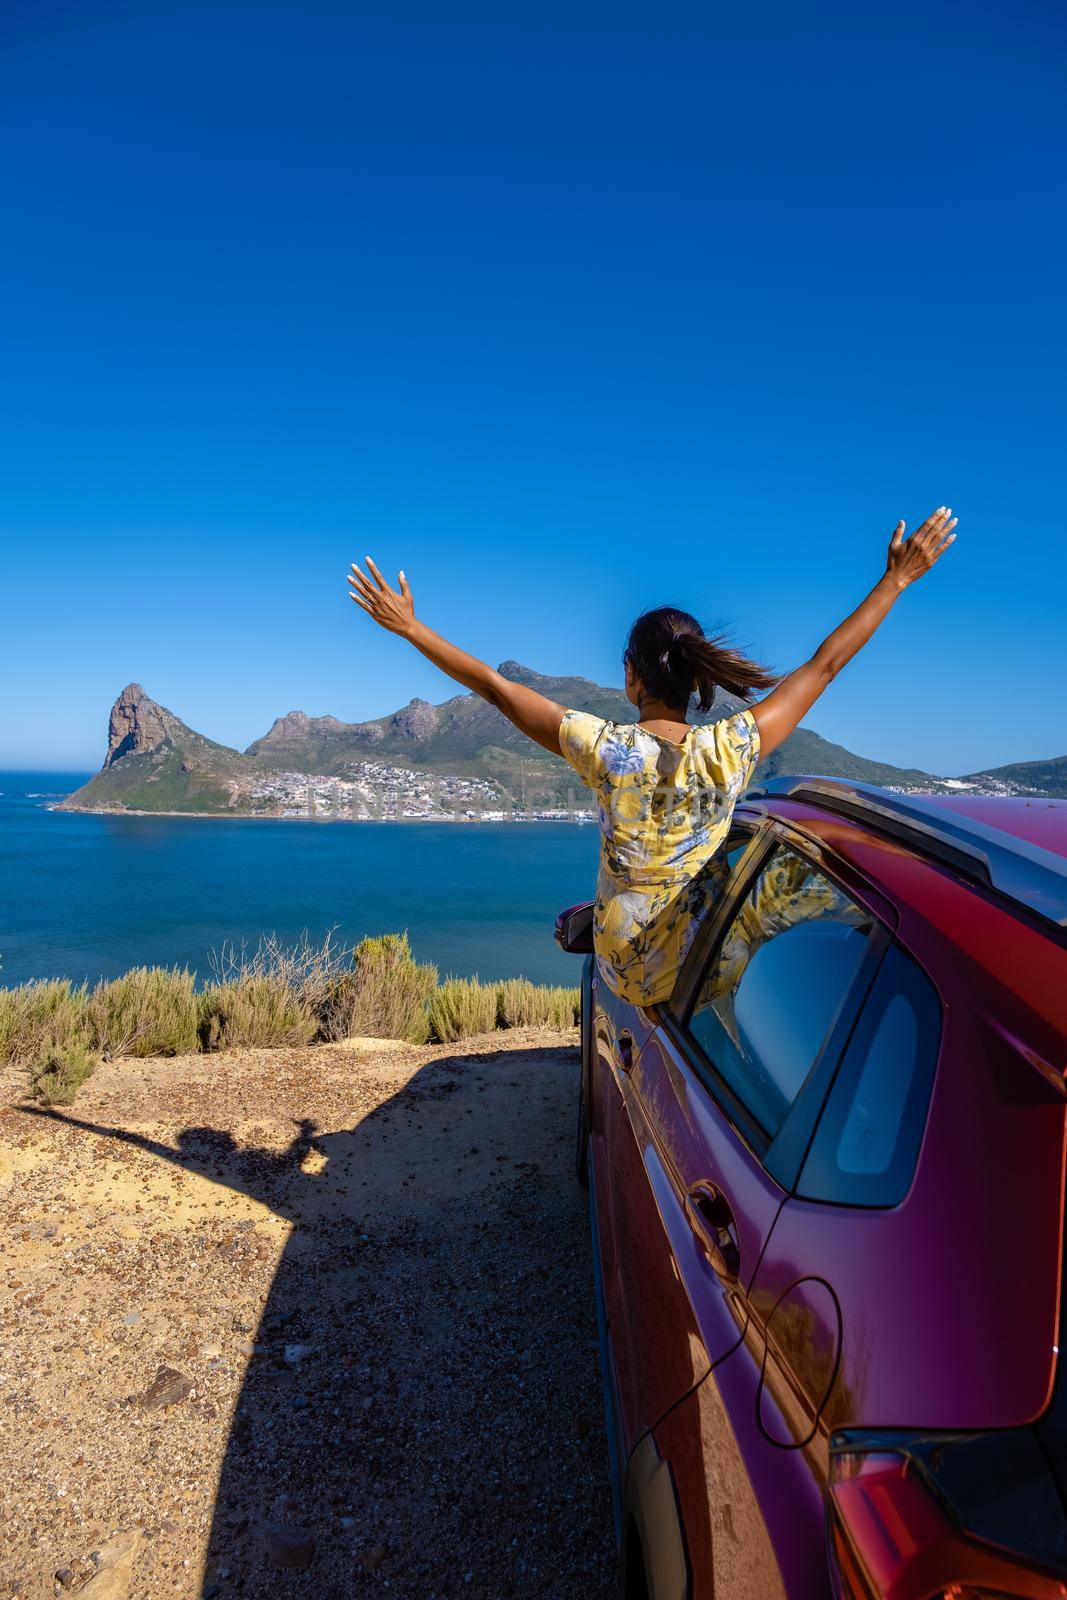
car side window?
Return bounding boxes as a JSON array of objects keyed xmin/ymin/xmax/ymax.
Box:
[
  {"xmin": 684, "ymin": 844, "xmax": 875, "ymax": 1140},
  {"xmin": 797, "ymin": 941, "xmax": 942, "ymax": 1207}
]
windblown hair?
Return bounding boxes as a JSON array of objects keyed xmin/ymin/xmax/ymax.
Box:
[{"xmin": 624, "ymin": 607, "xmax": 776, "ymax": 712}]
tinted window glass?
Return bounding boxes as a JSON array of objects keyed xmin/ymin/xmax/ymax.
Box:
[
  {"xmin": 674, "ymin": 828, "xmax": 757, "ymax": 972},
  {"xmin": 724, "ymin": 831, "xmax": 754, "ymax": 871},
  {"xmin": 686, "ymin": 846, "xmax": 873, "ymax": 1138},
  {"xmin": 799, "ymin": 941, "xmax": 942, "ymax": 1207}
]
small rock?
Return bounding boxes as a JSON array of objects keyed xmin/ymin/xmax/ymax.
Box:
[
  {"xmin": 77, "ymin": 1532, "xmax": 142, "ymax": 1598},
  {"xmin": 284, "ymin": 1343, "xmax": 311, "ymax": 1364},
  {"xmin": 54, "ymin": 1571, "xmax": 74, "ymax": 1589},
  {"xmin": 122, "ymin": 1312, "xmax": 141, "ymax": 1327},
  {"xmin": 139, "ymin": 1365, "xmax": 193, "ymax": 1410},
  {"xmin": 360, "ymin": 1546, "xmax": 387, "ymax": 1574},
  {"xmin": 263, "ymin": 1521, "xmax": 315, "ymax": 1571},
  {"xmin": 200, "ymin": 1343, "xmax": 222, "ymax": 1359}
]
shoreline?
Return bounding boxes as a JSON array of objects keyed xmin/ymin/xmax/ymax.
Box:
[{"xmin": 50, "ymin": 803, "xmax": 593, "ymax": 824}]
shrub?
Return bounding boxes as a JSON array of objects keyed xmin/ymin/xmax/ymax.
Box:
[
  {"xmin": 89, "ymin": 966, "xmax": 199, "ymax": 1058},
  {"xmin": 0, "ymin": 979, "xmax": 91, "ymax": 1066},
  {"xmin": 497, "ymin": 978, "xmax": 580, "ymax": 1030},
  {"xmin": 31, "ymin": 1038, "xmax": 100, "ymax": 1106},
  {"xmin": 197, "ymin": 977, "xmax": 318, "ymax": 1051},
  {"xmin": 321, "ymin": 933, "xmax": 437, "ymax": 1044},
  {"xmin": 211, "ymin": 930, "xmax": 346, "ymax": 1022},
  {"xmin": 428, "ymin": 977, "xmax": 499, "ymax": 1043}
]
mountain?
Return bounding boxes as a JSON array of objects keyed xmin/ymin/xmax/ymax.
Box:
[
  {"xmin": 961, "ymin": 752, "xmax": 1067, "ymax": 799},
  {"xmin": 59, "ymin": 684, "xmax": 249, "ymax": 813},
  {"xmin": 60, "ymin": 668, "xmax": 1059, "ymax": 815},
  {"xmin": 244, "ymin": 663, "xmax": 945, "ymax": 801},
  {"xmin": 243, "ymin": 664, "xmax": 697, "ymax": 803}
]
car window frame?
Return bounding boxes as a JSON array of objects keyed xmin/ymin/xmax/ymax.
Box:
[{"xmin": 660, "ymin": 818, "xmax": 894, "ymax": 1186}]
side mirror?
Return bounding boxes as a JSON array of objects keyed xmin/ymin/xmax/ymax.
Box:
[{"xmin": 555, "ymin": 901, "xmax": 594, "ymax": 954}]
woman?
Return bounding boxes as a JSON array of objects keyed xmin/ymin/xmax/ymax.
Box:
[{"xmin": 348, "ymin": 506, "xmax": 957, "ymax": 1006}]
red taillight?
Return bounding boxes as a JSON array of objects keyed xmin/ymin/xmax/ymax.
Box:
[
  {"xmin": 829, "ymin": 1450, "xmax": 944, "ymax": 1598},
  {"xmin": 826, "ymin": 1447, "xmax": 1066, "ymax": 1600}
]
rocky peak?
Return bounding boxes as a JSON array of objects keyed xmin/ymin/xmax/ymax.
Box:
[
  {"xmin": 497, "ymin": 661, "xmax": 595, "ymax": 688},
  {"xmin": 252, "ymin": 710, "xmax": 351, "ymax": 748},
  {"xmin": 102, "ymin": 684, "xmax": 180, "ymax": 770},
  {"xmin": 497, "ymin": 660, "xmax": 540, "ymax": 681},
  {"xmin": 387, "ymin": 697, "xmax": 438, "ymax": 741}
]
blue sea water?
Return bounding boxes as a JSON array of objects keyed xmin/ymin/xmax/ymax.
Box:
[{"xmin": 0, "ymin": 773, "xmax": 599, "ymax": 989}]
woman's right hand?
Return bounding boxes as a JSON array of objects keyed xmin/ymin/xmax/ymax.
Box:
[
  {"xmin": 885, "ymin": 507, "xmax": 958, "ymax": 591},
  {"xmin": 348, "ymin": 557, "xmax": 417, "ymax": 636}
]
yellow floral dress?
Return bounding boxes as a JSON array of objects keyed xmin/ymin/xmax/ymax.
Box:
[{"xmin": 558, "ymin": 708, "xmax": 762, "ymax": 1006}]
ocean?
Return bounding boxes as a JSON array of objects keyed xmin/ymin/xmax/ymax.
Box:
[{"xmin": 0, "ymin": 772, "xmax": 600, "ymax": 989}]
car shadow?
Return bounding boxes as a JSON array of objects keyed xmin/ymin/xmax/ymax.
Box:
[{"xmin": 25, "ymin": 1045, "xmax": 615, "ymax": 1599}]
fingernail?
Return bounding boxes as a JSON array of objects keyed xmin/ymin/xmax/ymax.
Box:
[{"xmin": 399, "ymin": 570, "xmax": 405, "ymax": 582}]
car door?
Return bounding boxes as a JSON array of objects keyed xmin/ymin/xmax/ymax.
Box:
[
  {"xmin": 622, "ymin": 838, "xmax": 887, "ymax": 1599},
  {"xmin": 592, "ymin": 827, "xmax": 762, "ymax": 1461}
]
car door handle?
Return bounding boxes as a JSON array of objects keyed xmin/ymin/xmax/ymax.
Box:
[
  {"xmin": 685, "ymin": 1183, "xmax": 741, "ymax": 1281},
  {"xmin": 617, "ymin": 1031, "xmax": 635, "ymax": 1073}
]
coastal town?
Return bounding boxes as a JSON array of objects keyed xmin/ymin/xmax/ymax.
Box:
[{"xmin": 247, "ymin": 759, "xmax": 597, "ymax": 822}]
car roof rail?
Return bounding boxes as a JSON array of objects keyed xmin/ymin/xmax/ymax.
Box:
[{"xmin": 745, "ymin": 776, "xmax": 1067, "ymax": 932}]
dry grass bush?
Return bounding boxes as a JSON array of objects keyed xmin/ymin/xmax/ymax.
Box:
[
  {"xmin": 428, "ymin": 977, "xmax": 499, "ymax": 1043},
  {"xmin": 496, "ymin": 978, "xmax": 580, "ymax": 1030},
  {"xmin": 30, "ymin": 1038, "xmax": 100, "ymax": 1106},
  {"xmin": 322, "ymin": 933, "xmax": 438, "ymax": 1044},
  {"xmin": 197, "ymin": 977, "xmax": 318, "ymax": 1051},
  {"xmin": 0, "ymin": 978, "xmax": 91, "ymax": 1066},
  {"xmin": 88, "ymin": 966, "xmax": 199, "ymax": 1058}
]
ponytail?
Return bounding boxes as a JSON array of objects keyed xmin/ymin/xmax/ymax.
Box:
[{"xmin": 624, "ymin": 607, "xmax": 776, "ymax": 712}]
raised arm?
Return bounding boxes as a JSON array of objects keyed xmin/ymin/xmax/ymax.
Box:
[
  {"xmin": 348, "ymin": 557, "xmax": 566, "ymax": 755},
  {"xmin": 751, "ymin": 507, "xmax": 957, "ymax": 760}
]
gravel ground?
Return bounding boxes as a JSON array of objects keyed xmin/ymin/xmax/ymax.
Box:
[{"xmin": 0, "ymin": 1032, "xmax": 616, "ymax": 1600}]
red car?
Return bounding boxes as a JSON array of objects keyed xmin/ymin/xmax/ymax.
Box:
[{"xmin": 556, "ymin": 777, "xmax": 1067, "ymax": 1600}]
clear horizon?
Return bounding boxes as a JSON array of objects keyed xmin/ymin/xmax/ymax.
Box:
[{"xmin": 1, "ymin": 3, "xmax": 1064, "ymax": 773}]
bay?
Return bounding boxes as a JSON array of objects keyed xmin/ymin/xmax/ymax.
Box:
[{"xmin": 0, "ymin": 772, "xmax": 599, "ymax": 989}]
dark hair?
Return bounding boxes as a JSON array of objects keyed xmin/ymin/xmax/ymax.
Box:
[{"xmin": 623, "ymin": 607, "xmax": 776, "ymax": 712}]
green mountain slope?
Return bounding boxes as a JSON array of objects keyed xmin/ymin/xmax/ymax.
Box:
[{"xmin": 961, "ymin": 752, "xmax": 1067, "ymax": 798}]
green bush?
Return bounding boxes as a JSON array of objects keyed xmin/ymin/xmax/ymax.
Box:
[
  {"xmin": 89, "ymin": 966, "xmax": 199, "ymax": 1058},
  {"xmin": 497, "ymin": 978, "xmax": 580, "ymax": 1030},
  {"xmin": 0, "ymin": 979, "xmax": 91, "ymax": 1067},
  {"xmin": 321, "ymin": 933, "xmax": 438, "ymax": 1044},
  {"xmin": 0, "ymin": 931, "xmax": 580, "ymax": 1105},
  {"xmin": 197, "ymin": 977, "xmax": 318, "ymax": 1051},
  {"xmin": 31, "ymin": 1038, "xmax": 100, "ymax": 1106},
  {"xmin": 428, "ymin": 977, "xmax": 499, "ymax": 1043}
]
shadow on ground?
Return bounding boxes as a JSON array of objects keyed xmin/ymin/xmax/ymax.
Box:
[{"xmin": 29, "ymin": 1043, "xmax": 615, "ymax": 1599}]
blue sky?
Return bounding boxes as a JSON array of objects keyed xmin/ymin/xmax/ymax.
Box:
[{"xmin": 1, "ymin": 1, "xmax": 1064, "ymax": 774}]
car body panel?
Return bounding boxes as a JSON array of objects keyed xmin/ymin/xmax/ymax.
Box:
[{"xmin": 574, "ymin": 789, "xmax": 1067, "ymax": 1598}]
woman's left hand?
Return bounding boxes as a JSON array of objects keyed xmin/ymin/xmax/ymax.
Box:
[{"xmin": 348, "ymin": 558, "xmax": 417, "ymax": 637}]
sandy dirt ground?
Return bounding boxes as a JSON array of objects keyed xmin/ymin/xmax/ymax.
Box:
[{"xmin": 0, "ymin": 1032, "xmax": 616, "ymax": 1600}]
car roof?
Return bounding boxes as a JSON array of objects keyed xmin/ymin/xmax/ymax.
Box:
[
  {"xmin": 744, "ymin": 777, "xmax": 1067, "ymax": 934},
  {"xmin": 919, "ymin": 793, "xmax": 1067, "ymax": 859}
]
